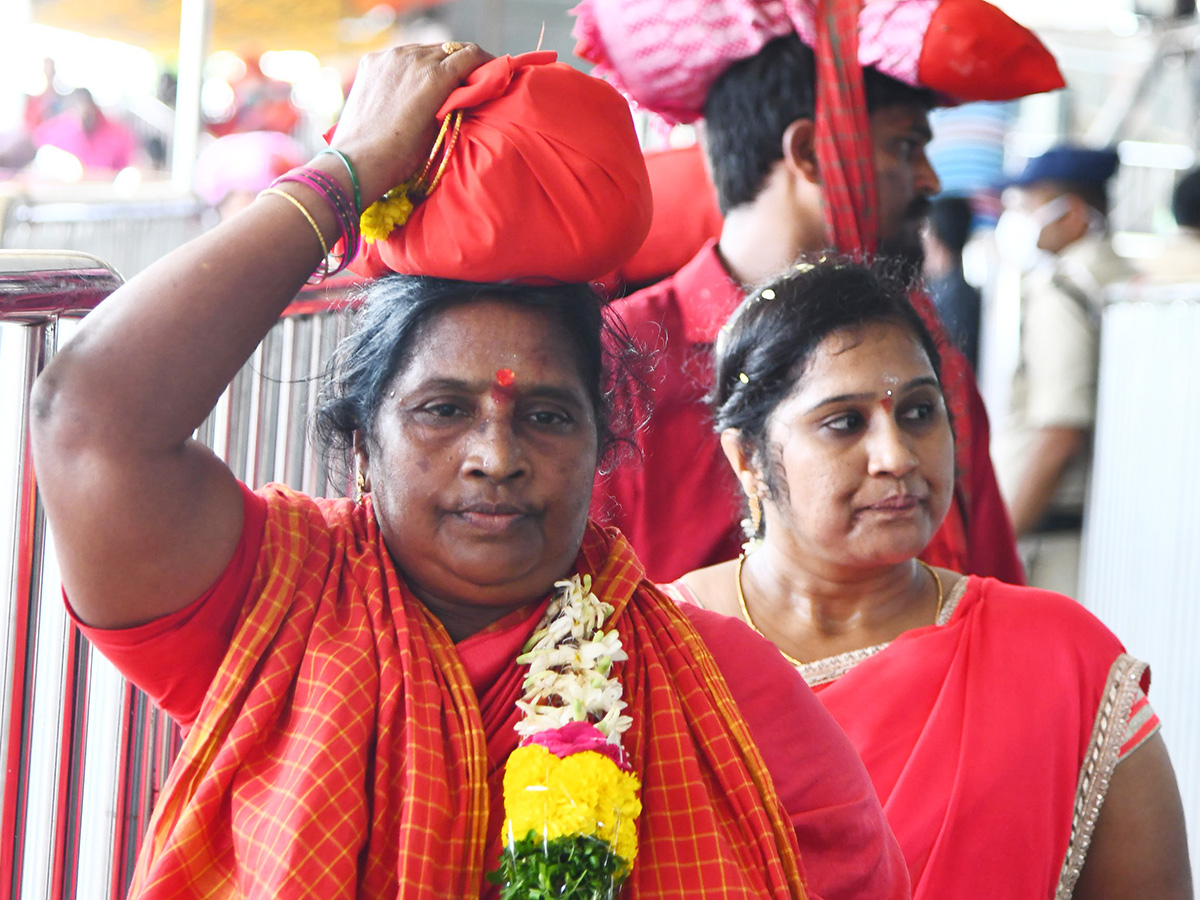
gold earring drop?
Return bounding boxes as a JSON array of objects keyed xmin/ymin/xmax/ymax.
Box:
[
  {"xmin": 741, "ymin": 487, "xmax": 764, "ymax": 550},
  {"xmin": 355, "ymin": 470, "xmax": 367, "ymax": 505},
  {"xmin": 748, "ymin": 491, "xmax": 762, "ymax": 537}
]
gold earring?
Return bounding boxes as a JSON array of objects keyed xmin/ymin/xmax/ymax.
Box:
[
  {"xmin": 741, "ymin": 489, "xmax": 763, "ymax": 545},
  {"xmin": 355, "ymin": 469, "xmax": 367, "ymax": 505}
]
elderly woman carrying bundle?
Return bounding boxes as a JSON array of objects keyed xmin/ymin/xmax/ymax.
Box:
[
  {"xmin": 30, "ymin": 45, "xmax": 908, "ymax": 900},
  {"xmin": 666, "ymin": 258, "xmax": 1192, "ymax": 898}
]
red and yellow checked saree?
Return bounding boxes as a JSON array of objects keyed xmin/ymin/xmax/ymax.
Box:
[{"xmin": 127, "ymin": 485, "xmax": 808, "ymax": 899}]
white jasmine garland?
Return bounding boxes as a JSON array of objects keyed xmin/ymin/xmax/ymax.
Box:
[{"xmin": 514, "ymin": 575, "xmax": 633, "ymax": 742}]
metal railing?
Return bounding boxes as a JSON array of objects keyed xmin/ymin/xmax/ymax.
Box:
[
  {"xmin": 0, "ymin": 250, "xmax": 359, "ymax": 900},
  {"xmin": 1, "ymin": 189, "xmax": 210, "ymax": 282}
]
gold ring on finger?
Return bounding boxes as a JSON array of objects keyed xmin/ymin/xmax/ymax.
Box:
[{"xmin": 441, "ymin": 41, "xmax": 465, "ymax": 55}]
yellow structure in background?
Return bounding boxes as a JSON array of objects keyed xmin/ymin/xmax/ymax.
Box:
[{"xmin": 30, "ymin": 0, "xmax": 444, "ymax": 56}]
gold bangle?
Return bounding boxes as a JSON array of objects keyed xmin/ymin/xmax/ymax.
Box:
[
  {"xmin": 260, "ymin": 187, "xmax": 328, "ymax": 259},
  {"xmin": 414, "ymin": 111, "xmax": 456, "ymax": 191},
  {"xmin": 424, "ymin": 110, "xmax": 463, "ymax": 195}
]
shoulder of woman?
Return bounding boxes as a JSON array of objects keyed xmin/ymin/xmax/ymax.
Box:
[
  {"xmin": 254, "ymin": 483, "xmax": 377, "ymax": 560},
  {"xmin": 968, "ymin": 575, "xmax": 1125, "ymax": 655},
  {"xmin": 670, "ymin": 560, "xmax": 741, "ymax": 618},
  {"xmin": 678, "ymin": 603, "xmax": 813, "ymax": 700},
  {"xmin": 257, "ymin": 482, "xmax": 353, "ymax": 523}
]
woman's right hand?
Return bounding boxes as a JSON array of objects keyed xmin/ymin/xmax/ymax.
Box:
[{"xmin": 329, "ymin": 42, "xmax": 492, "ymax": 206}]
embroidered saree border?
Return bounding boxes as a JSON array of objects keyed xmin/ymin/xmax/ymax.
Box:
[{"xmin": 1053, "ymin": 652, "xmax": 1147, "ymax": 899}]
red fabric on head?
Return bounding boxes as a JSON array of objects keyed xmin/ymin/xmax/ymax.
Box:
[
  {"xmin": 814, "ymin": 0, "xmax": 878, "ymax": 255},
  {"xmin": 352, "ymin": 52, "xmax": 652, "ymax": 284},
  {"xmin": 609, "ymin": 145, "xmax": 723, "ymax": 289},
  {"xmin": 917, "ymin": 0, "xmax": 1065, "ymax": 102}
]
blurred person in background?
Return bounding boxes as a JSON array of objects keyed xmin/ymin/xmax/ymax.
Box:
[
  {"xmin": 572, "ymin": 0, "xmax": 1064, "ymax": 584},
  {"xmin": 143, "ymin": 71, "xmax": 179, "ymax": 170},
  {"xmin": 23, "ymin": 57, "xmax": 68, "ymax": 132},
  {"xmin": 992, "ymin": 146, "xmax": 1135, "ymax": 596},
  {"xmin": 1141, "ymin": 166, "xmax": 1200, "ymax": 284},
  {"xmin": 209, "ymin": 53, "xmax": 300, "ymax": 137},
  {"xmin": 922, "ymin": 195, "xmax": 981, "ymax": 372},
  {"xmin": 193, "ymin": 130, "xmax": 306, "ymax": 219},
  {"xmin": 32, "ymin": 87, "xmax": 140, "ymax": 174}
]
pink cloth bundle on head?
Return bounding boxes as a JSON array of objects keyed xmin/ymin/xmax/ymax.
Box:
[
  {"xmin": 351, "ymin": 51, "xmax": 653, "ymax": 285},
  {"xmin": 571, "ymin": 0, "xmax": 1064, "ymax": 124}
]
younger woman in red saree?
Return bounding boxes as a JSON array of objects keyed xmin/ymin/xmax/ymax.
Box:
[{"xmin": 667, "ymin": 259, "xmax": 1191, "ymax": 898}]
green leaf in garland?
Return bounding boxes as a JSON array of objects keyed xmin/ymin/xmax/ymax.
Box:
[{"xmin": 487, "ymin": 832, "xmax": 631, "ymax": 900}]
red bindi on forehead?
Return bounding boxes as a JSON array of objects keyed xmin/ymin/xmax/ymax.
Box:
[
  {"xmin": 880, "ymin": 392, "xmax": 894, "ymax": 414},
  {"xmin": 491, "ymin": 368, "xmax": 516, "ymax": 402}
]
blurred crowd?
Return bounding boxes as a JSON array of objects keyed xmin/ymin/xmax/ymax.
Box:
[{"xmin": 1, "ymin": 53, "xmax": 310, "ymax": 195}]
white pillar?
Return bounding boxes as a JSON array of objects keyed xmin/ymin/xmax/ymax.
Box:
[
  {"xmin": 171, "ymin": 0, "xmax": 212, "ymax": 191},
  {"xmin": 0, "ymin": 0, "xmax": 34, "ymax": 133}
]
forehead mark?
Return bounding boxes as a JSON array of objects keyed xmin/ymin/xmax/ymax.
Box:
[
  {"xmin": 880, "ymin": 393, "xmax": 894, "ymax": 413},
  {"xmin": 491, "ymin": 368, "xmax": 516, "ymax": 403}
]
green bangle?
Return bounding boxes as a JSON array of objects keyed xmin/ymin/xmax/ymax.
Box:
[{"xmin": 319, "ymin": 148, "xmax": 362, "ymax": 216}]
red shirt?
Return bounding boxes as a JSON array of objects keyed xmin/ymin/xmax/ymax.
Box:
[{"xmin": 595, "ymin": 241, "xmax": 1024, "ymax": 584}]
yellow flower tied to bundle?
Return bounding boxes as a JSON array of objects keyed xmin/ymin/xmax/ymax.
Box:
[
  {"xmin": 360, "ymin": 178, "xmax": 416, "ymax": 244},
  {"xmin": 360, "ymin": 111, "xmax": 463, "ymax": 244},
  {"xmin": 504, "ymin": 744, "xmax": 642, "ymax": 864}
]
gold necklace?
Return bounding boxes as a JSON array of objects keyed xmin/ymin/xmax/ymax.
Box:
[{"xmin": 734, "ymin": 555, "xmax": 944, "ymax": 666}]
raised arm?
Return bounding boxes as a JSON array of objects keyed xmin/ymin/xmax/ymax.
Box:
[{"xmin": 30, "ymin": 43, "xmax": 490, "ymax": 629}]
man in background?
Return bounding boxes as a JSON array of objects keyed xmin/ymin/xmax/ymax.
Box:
[
  {"xmin": 1142, "ymin": 166, "xmax": 1200, "ymax": 283},
  {"xmin": 574, "ymin": 0, "xmax": 1064, "ymax": 583},
  {"xmin": 32, "ymin": 88, "xmax": 138, "ymax": 174},
  {"xmin": 992, "ymin": 146, "xmax": 1135, "ymax": 596},
  {"xmin": 924, "ymin": 196, "xmax": 982, "ymax": 372}
]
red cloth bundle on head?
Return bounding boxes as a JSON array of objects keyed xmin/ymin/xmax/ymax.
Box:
[
  {"xmin": 351, "ymin": 51, "xmax": 653, "ymax": 285},
  {"xmin": 605, "ymin": 145, "xmax": 723, "ymax": 290}
]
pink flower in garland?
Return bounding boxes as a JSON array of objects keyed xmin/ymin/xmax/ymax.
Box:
[{"xmin": 525, "ymin": 720, "xmax": 631, "ymax": 771}]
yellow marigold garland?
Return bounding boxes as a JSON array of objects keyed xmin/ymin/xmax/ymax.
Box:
[
  {"xmin": 503, "ymin": 745, "xmax": 641, "ymax": 864},
  {"xmin": 359, "ymin": 110, "xmax": 463, "ymax": 244}
]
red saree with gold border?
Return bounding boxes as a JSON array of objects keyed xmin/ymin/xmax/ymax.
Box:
[{"xmin": 807, "ymin": 576, "xmax": 1150, "ymax": 899}]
